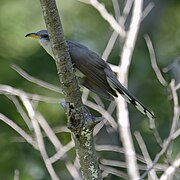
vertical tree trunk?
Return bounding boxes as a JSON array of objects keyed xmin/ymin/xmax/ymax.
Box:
[{"xmin": 39, "ymin": 0, "xmax": 102, "ymax": 179}]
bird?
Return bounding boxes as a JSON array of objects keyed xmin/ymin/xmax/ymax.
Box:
[{"xmin": 25, "ymin": 30, "xmax": 155, "ymax": 120}]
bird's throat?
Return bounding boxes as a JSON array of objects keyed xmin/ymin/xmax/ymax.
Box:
[{"xmin": 38, "ymin": 39, "xmax": 54, "ymax": 58}]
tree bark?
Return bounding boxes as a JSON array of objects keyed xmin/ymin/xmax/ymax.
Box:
[{"xmin": 39, "ymin": 0, "xmax": 102, "ymax": 179}]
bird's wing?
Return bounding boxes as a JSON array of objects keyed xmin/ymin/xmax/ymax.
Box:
[
  {"xmin": 68, "ymin": 41, "xmax": 155, "ymax": 119},
  {"xmin": 68, "ymin": 41, "xmax": 117, "ymax": 100}
]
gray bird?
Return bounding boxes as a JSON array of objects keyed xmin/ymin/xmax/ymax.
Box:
[{"xmin": 25, "ymin": 30, "xmax": 155, "ymax": 120}]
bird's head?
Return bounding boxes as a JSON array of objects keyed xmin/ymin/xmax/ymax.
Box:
[
  {"xmin": 25, "ymin": 30, "xmax": 53, "ymax": 57},
  {"xmin": 25, "ymin": 30, "xmax": 49, "ymax": 40}
]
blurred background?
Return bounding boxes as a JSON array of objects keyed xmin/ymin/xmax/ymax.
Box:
[{"xmin": 0, "ymin": 0, "xmax": 179, "ymax": 179}]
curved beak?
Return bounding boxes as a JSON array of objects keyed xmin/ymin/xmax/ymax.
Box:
[{"xmin": 25, "ymin": 33, "xmax": 40, "ymax": 39}]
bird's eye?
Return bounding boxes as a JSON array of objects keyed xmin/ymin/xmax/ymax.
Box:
[{"xmin": 43, "ymin": 34, "xmax": 48, "ymax": 38}]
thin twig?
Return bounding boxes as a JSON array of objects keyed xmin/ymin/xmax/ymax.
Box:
[
  {"xmin": 140, "ymin": 139, "xmax": 172, "ymax": 179},
  {"xmin": 36, "ymin": 113, "xmax": 80, "ymax": 179},
  {"xmin": 49, "ymin": 141, "xmax": 75, "ymax": 163},
  {"xmin": 165, "ymin": 79, "xmax": 180, "ymax": 162},
  {"xmin": 169, "ymin": 80, "xmax": 179, "ymax": 136},
  {"xmin": 107, "ymin": 101, "xmax": 116, "ymax": 115},
  {"xmin": 102, "ymin": 1, "xmax": 153, "ymax": 67},
  {"xmin": 100, "ymin": 158, "xmax": 167, "ymax": 172},
  {"xmin": 89, "ymin": 93, "xmax": 105, "ymax": 108},
  {"xmin": 21, "ymin": 96, "xmax": 60, "ymax": 180},
  {"xmin": 14, "ymin": 169, "xmax": 20, "ymax": 180},
  {"xmin": 102, "ymin": 0, "xmax": 134, "ymax": 62},
  {"xmin": 149, "ymin": 116, "xmax": 163, "ymax": 147},
  {"xmin": 95, "ymin": 144, "xmax": 146, "ymax": 164},
  {"xmin": 140, "ymin": 79, "xmax": 180, "ymax": 179},
  {"xmin": 93, "ymin": 120, "xmax": 105, "ymax": 136},
  {"xmin": 175, "ymin": 82, "xmax": 180, "ymax": 90},
  {"xmin": 140, "ymin": 118, "xmax": 179, "ymax": 177},
  {"xmin": 117, "ymin": 0, "xmax": 143, "ymax": 179},
  {"xmin": 110, "ymin": 64, "xmax": 121, "ymax": 73},
  {"xmin": 0, "ymin": 113, "xmax": 38, "ymax": 149},
  {"xmin": 36, "ymin": 113, "xmax": 63, "ymax": 151},
  {"xmin": 11, "ymin": 64, "xmax": 61, "ymax": 93},
  {"xmin": 160, "ymin": 157, "xmax": 180, "ymax": 180},
  {"xmin": 0, "ymin": 84, "xmax": 61, "ymax": 103},
  {"xmin": 121, "ymin": 0, "xmax": 133, "ymax": 25},
  {"xmin": 100, "ymin": 165, "xmax": 129, "ymax": 179},
  {"xmin": 112, "ymin": 0, "xmax": 121, "ymax": 20},
  {"xmin": 141, "ymin": 2, "xmax": 154, "ymax": 21},
  {"xmin": 7, "ymin": 95, "xmax": 33, "ymax": 130},
  {"xmin": 52, "ymin": 126, "xmax": 70, "ymax": 134},
  {"xmin": 81, "ymin": 88, "xmax": 90, "ymax": 102},
  {"xmin": 85, "ymin": 100, "xmax": 118, "ymax": 129},
  {"xmin": 102, "ymin": 31, "xmax": 118, "ymax": 61},
  {"xmin": 78, "ymin": 0, "xmax": 126, "ymax": 38},
  {"xmin": 144, "ymin": 34, "xmax": 167, "ymax": 87},
  {"xmin": 119, "ymin": 0, "xmax": 143, "ymax": 81},
  {"xmin": 65, "ymin": 162, "xmax": 81, "ymax": 180},
  {"xmin": 144, "ymin": 34, "xmax": 167, "ymax": 147},
  {"xmin": 172, "ymin": 128, "xmax": 180, "ymax": 140},
  {"xmin": 134, "ymin": 131, "xmax": 158, "ymax": 179},
  {"xmin": 162, "ymin": 56, "xmax": 180, "ymax": 73}
]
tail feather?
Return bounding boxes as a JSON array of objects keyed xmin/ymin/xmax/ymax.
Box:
[{"xmin": 107, "ymin": 77, "xmax": 155, "ymax": 120}]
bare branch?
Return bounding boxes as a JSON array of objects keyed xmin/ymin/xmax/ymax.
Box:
[
  {"xmin": 175, "ymin": 82, "xmax": 180, "ymax": 90},
  {"xmin": 102, "ymin": 0, "xmax": 152, "ymax": 70},
  {"xmin": 119, "ymin": 0, "xmax": 143, "ymax": 82},
  {"xmin": 100, "ymin": 159, "xmax": 167, "ymax": 172},
  {"xmin": 0, "ymin": 113, "xmax": 38, "ymax": 149},
  {"xmin": 37, "ymin": 113, "xmax": 80, "ymax": 179},
  {"xmin": 100, "ymin": 165, "xmax": 129, "ymax": 179},
  {"xmin": 102, "ymin": 31, "xmax": 118, "ymax": 61},
  {"xmin": 88, "ymin": 93, "xmax": 105, "ymax": 108},
  {"xmin": 134, "ymin": 131, "xmax": 158, "ymax": 179},
  {"xmin": 78, "ymin": 0, "xmax": 126, "ymax": 38},
  {"xmin": 166, "ymin": 79, "xmax": 179, "ymax": 163},
  {"xmin": 110, "ymin": 64, "xmax": 121, "ymax": 73},
  {"xmin": 52, "ymin": 126, "xmax": 70, "ymax": 134},
  {"xmin": 163, "ymin": 56, "xmax": 180, "ymax": 73},
  {"xmin": 36, "ymin": 113, "xmax": 63, "ymax": 151},
  {"xmin": 112, "ymin": 0, "xmax": 121, "ymax": 20},
  {"xmin": 144, "ymin": 34, "xmax": 167, "ymax": 86},
  {"xmin": 93, "ymin": 120, "xmax": 105, "ymax": 136},
  {"xmin": 0, "ymin": 84, "xmax": 61, "ymax": 103},
  {"xmin": 149, "ymin": 116, "xmax": 163, "ymax": 147},
  {"xmin": 121, "ymin": 0, "xmax": 133, "ymax": 25},
  {"xmin": 14, "ymin": 169, "xmax": 20, "ymax": 180},
  {"xmin": 172, "ymin": 128, "xmax": 180, "ymax": 140},
  {"xmin": 7, "ymin": 95, "xmax": 33, "ymax": 130},
  {"xmin": 34, "ymin": 109, "xmax": 80, "ymax": 179},
  {"xmin": 140, "ymin": 87, "xmax": 179, "ymax": 180},
  {"xmin": 117, "ymin": 0, "xmax": 143, "ymax": 179},
  {"xmin": 49, "ymin": 141, "xmax": 75, "ymax": 163},
  {"xmin": 169, "ymin": 79, "xmax": 179, "ymax": 136},
  {"xmin": 21, "ymin": 96, "xmax": 60, "ymax": 180},
  {"xmin": 95, "ymin": 145, "xmax": 146, "ymax": 164},
  {"xmin": 107, "ymin": 101, "xmax": 116, "ymax": 115},
  {"xmin": 143, "ymin": 34, "xmax": 168, "ymax": 147},
  {"xmin": 141, "ymin": 2, "xmax": 154, "ymax": 21},
  {"xmin": 160, "ymin": 157, "xmax": 180, "ymax": 180},
  {"xmin": 140, "ymin": 130, "xmax": 180, "ymax": 179},
  {"xmin": 65, "ymin": 162, "xmax": 81, "ymax": 180},
  {"xmin": 85, "ymin": 100, "xmax": 118, "ymax": 129},
  {"xmin": 11, "ymin": 64, "xmax": 61, "ymax": 93}
]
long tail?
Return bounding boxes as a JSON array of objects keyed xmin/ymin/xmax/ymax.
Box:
[{"xmin": 107, "ymin": 76, "xmax": 155, "ymax": 120}]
